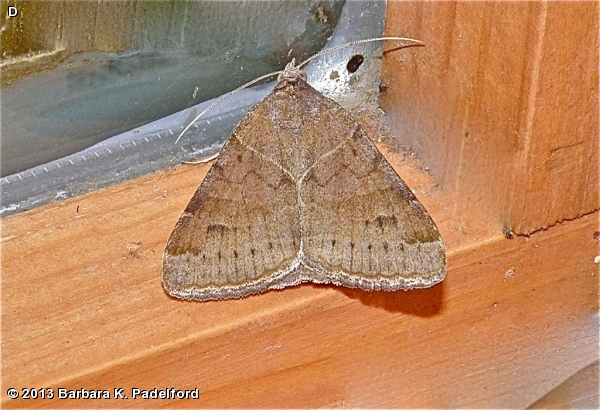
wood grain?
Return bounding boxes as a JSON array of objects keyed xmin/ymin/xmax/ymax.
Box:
[
  {"xmin": 2, "ymin": 153, "xmax": 597, "ymax": 408},
  {"xmin": 381, "ymin": 1, "xmax": 599, "ymax": 235}
]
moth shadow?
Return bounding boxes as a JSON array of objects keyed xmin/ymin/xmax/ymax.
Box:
[{"xmin": 331, "ymin": 281, "xmax": 445, "ymax": 316}]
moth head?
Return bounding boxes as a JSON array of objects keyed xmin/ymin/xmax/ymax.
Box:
[{"xmin": 278, "ymin": 58, "xmax": 307, "ymax": 83}]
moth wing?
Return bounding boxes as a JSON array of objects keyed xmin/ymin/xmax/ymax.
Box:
[
  {"xmin": 162, "ymin": 136, "xmax": 301, "ymax": 301},
  {"xmin": 301, "ymin": 112, "xmax": 446, "ymax": 290}
]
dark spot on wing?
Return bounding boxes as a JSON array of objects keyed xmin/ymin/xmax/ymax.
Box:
[
  {"xmin": 376, "ymin": 215, "xmax": 398, "ymax": 232},
  {"xmin": 207, "ymin": 223, "xmax": 229, "ymax": 236}
]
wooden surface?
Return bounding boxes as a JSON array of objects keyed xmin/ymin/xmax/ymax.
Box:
[
  {"xmin": 2, "ymin": 151, "xmax": 598, "ymax": 408},
  {"xmin": 381, "ymin": 1, "xmax": 599, "ymax": 235},
  {"xmin": 529, "ymin": 360, "xmax": 599, "ymax": 409}
]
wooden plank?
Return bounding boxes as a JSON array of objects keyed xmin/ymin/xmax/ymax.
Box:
[
  {"xmin": 1, "ymin": 153, "xmax": 597, "ymax": 407},
  {"xmin": 382, "ymin": 1, "xmax": 599, "ymax": 235},
  {"xmin": 529, "ymin": 360, "xmax": 599, "ymax": 409}
]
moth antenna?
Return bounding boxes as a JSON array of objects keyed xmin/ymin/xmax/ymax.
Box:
[
  {"xmin": 176, "ymin": 36, "xmax": 423, "ymax": 143},
  {"xmin": 297, "ymin": 36, "xmax": 424, "ymax": 69},
  {"xmin": 175, "ymin": 69, "xmax": 283, "ymax": 143}
]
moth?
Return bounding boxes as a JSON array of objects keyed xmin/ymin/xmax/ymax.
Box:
[{"xmin": 162, "ymin": 38, "xmax": 446, "ymax": 301}]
